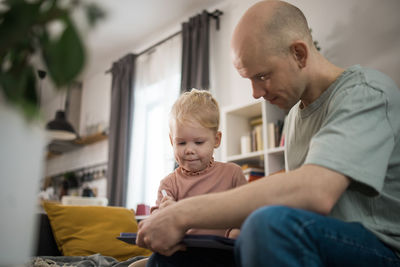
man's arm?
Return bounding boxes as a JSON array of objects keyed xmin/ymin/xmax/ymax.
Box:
[{"xmin": 136, "ymin": 164, "xmax": 350, "ymax": 255}]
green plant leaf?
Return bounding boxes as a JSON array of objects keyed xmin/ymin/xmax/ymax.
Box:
[
  {"xmin": 0, "ymin": 0, "xmax": 41, "ymax": 58},
  {"xmin": 0, "ymin": 65, "xmax": 39, "ymax": 120},
  {"xmin": 41, "ymin": 18, "xmax": 85, "ymax": 88},
  {"xmin": 0, "ymin": 0, "xmax": 104, "ymax": 121}
]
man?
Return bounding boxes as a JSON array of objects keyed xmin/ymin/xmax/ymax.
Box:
[{"xmin": 137, "ymin": 1, "xmax": 400, "ymax": 266}]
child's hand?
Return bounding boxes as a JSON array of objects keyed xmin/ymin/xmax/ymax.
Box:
[
  {"xmin": 228, "ymin": 229, "xmax": 241, "ymax": 239},
  {"xmin": 159, "ymin": 195, "xmax": 176, "ymax": 210}
]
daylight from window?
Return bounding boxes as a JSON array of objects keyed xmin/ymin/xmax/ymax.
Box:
[{"xmin": 126, "ymin": 35, "xmax": 181, "ymax": 210}]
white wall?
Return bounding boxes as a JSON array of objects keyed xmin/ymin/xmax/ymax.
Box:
[
  {"xmin": 212, "ymin": 0, "xmax": 400, "ymax": 109},
  {"xmin": 44, "ymin": 0, "xmax": 400, "ymax": 176},
  {"xmin": 44, "ymin": 70, "xmax": 111, "ymax": 177}
]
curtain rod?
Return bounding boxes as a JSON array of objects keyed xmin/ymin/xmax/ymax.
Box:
[
  {"xmin": 105, "ymin": 9, "xmax": 223, "ymax": 74},
  {"xmin": 137, "ymin": 8, "xmax": 223, "ymax": 57},
  {"xmin": 138, "ymin": 9, "xmax": 223, "ymax": 57},
  {"xmin": 138, "ymin": 30, "xmax": 181, "ymax": 57},
  {"xmin": 105, "ymin": 30, "xmax": 180, "ymax": 74}
]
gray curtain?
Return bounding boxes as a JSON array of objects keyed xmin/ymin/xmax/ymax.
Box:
[
  {"xmin": 180, "ymin": 11, "xmax": 210, "ymax": 93},
  {"xmin": 107, "ymin": 53, "xmax": 136, "ymax": 206}
]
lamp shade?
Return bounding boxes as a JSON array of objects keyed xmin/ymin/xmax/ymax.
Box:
[{"xmin": 46, "ymin": 110, "xmax": 77, "ymax": 140}]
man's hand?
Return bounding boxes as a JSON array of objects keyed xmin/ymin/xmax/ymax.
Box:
[{"xmin": 136, "ymin": 205, "xmax": 187, "ymax": 256}]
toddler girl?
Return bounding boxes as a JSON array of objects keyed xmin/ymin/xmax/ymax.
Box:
[{"xmin": 152, "ymin": 88, "xmax": 247, "ymax": 237}]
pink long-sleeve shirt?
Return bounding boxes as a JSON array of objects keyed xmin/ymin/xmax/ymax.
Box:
[{"xmin": 153, "ymin": 161, "xmax": 247, "ymax": 237}]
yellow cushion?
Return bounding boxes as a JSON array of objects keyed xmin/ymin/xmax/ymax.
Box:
[{"xmin": 43, "ymin": 201, "xmax": 152, "ymax": 261}]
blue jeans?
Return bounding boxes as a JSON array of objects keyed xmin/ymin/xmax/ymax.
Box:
[{"xmin": 235, "ymin": 206, "xmax": 400, "ymax": 267}]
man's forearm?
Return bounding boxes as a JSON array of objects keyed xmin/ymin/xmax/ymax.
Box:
[
  {"xmin": 136, "ymin": 165, "xmax": 349, "ymax": 254},
  {"xmin": 173, "ymin": 164, "xmax": 349, "ymax": 230}
]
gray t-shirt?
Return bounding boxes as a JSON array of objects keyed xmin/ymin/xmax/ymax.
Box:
[{"xmin": 285, "ymin": 65, "xmax": 400, "ymax": 254}]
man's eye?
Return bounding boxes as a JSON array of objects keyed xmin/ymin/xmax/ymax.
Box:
[
  {"xmin": 195, "ymin": 141, "xmax": 204, "ymax": 145},
  {"xmin": 178, "ymin": 142, "xmax": 186, "ymax": 145},
  {"xmin": 259, "ymin": 75, "xmax": 268, "ymax": 81}
]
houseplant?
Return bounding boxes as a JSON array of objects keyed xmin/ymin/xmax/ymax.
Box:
[{"xmin": 0, "ymin": 0, "xmax": 104, "ymax": 265}]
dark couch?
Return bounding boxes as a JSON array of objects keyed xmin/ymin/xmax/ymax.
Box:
[{"xmin": 35, "ymin": 213, "xmax": 61, "ymax": 256}]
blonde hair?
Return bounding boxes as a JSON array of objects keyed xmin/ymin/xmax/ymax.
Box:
[{"xmin": 170, "ymin": 88, "xmax": 220, "ymax": 133}]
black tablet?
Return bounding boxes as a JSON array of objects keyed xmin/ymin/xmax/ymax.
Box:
[{"xmin": 117, "ymin": 233, "xmax": 235, "ymax": 250}]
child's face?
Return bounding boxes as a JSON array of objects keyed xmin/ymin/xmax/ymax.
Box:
[{"xmin": 170, "ymin": 120, "xmax": 221, "ymax": 172}]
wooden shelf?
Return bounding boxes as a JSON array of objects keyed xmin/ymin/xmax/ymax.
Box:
[
  {"xmin": 46, "ymin": 132, "xmax": 108, "ymax": 160},
  {"xmin": 267, "ymin": 146, "xmax": 285, "ymax": 155},
  {"xmin": 46, "ymin": 151, "xmax": 62, "ymax": 160},
  {"xmin": 75, "ymin": 132, "xmax": 108, "ymax": 145},
  {"xmin": 227, "ymin": 150, "xmax": 265, "ymax": 162}
]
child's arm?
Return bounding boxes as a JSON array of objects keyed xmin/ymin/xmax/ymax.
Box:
[
  {"xmin": 159, "ymin": 189, "xmax": 176, "ymax": 210},
  {"xmin": 151, "ymin": 176, "xmax": 177, "ymax": 213},
  {"xmin": 151, "ymin": 187, "xmax": 176, "ymax": 214}
]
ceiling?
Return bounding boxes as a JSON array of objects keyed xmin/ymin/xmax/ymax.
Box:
[{"xmin": 83, "ymin": 0, "xmax": 225, "ymax": 65}]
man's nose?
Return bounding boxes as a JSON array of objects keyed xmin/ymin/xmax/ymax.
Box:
[{"xmin": 251, "ymin": 81, "xmax": 267, "ymax": 99}]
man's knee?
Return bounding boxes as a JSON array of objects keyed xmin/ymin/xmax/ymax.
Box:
[
  {"xmin": 235, "ymin": 206, "xmax": 304, "ymax": 266},
  {"xmin": 237, "ymin": 205, "xmax": 313, "ymax": 253},
  {"xmin": 240, "ymin": 205, "xmax": 301, "ymax": 236}
]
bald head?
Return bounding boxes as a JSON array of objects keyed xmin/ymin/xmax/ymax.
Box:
[
  {"xmin": 232, "ymin": 0, "xmax": 313, "ymax": 61},
  {"xmin": 231, "ymin": 1, "xmax": 342, "ymax": 109}
]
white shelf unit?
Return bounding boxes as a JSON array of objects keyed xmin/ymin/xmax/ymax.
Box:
[{"xmin": 221, "ymin": 99, "xmax": 286, "ymax": 175}]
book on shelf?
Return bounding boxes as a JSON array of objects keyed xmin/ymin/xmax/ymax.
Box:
[
  {"xmin": 267, "ymin": 118, "xmax": 286, "ymax": 149},
  {"xmin": 267, "ymin": 122, "xmax": 275, "ymax": 149},
  {"xmin": 251, "ymin": 128, "xmax": 256, "ymax": 152},
  {"xmin": 241, "ymin": 164, "xmax": 265, "ymax": 182},
  {"xmin": 275, "ymin": 120, "xmax": 284, "ymax": 147},
  {"xmin": 248, "ymin": 116, "xmax": 263, "ymax": 152},
  {"xmin": 254, "ymin": 124, "xmax": 263, "ymax": 151},
  {"xmin": 278, "ymin": 115, "xmax": 288, "ymax": 147},
  {"xmin": 241, "ymin": 164, "xmax": 263, "ymax": 170},
  {"xmin": 249, "ymin": 116, "xmax": 262, "ymax": 126},
  {"xmin": 247, "ymin": 172, "xmax": 264, "ymax": 182},
  {"xmin": 279, "ymin": 132, "xmax": 285, "ymax": 147}
]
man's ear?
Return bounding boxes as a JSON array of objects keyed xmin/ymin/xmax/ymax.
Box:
[
  {"xmin": 290, "ymin": 41, "xmax": 308, "ymax": 68},
  {"xmin": 169, "ymin": 133, "xmax": 173, "ymax": 146},
  {"xmin": 214, "ymin": 131, "xmax": 222, "ymax": 148}
]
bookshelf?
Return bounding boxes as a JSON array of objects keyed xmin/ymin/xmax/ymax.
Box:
[{"xmin": 221, "ymin": 99, "xmax": 286, "ymax": 176}]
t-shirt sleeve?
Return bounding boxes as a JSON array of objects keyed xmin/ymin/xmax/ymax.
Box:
[
  {"xmin": 305, "ymin": 85, "xmax": 395, "ymax": 195},
  {"xmin": 232, "ymin": 164, "xmax": 248, "ymax": 187}
]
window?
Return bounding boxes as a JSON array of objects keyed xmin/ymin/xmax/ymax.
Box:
[{"xmin": 126, "ymin": 34, "xmax": 181, "ymax": 210}]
